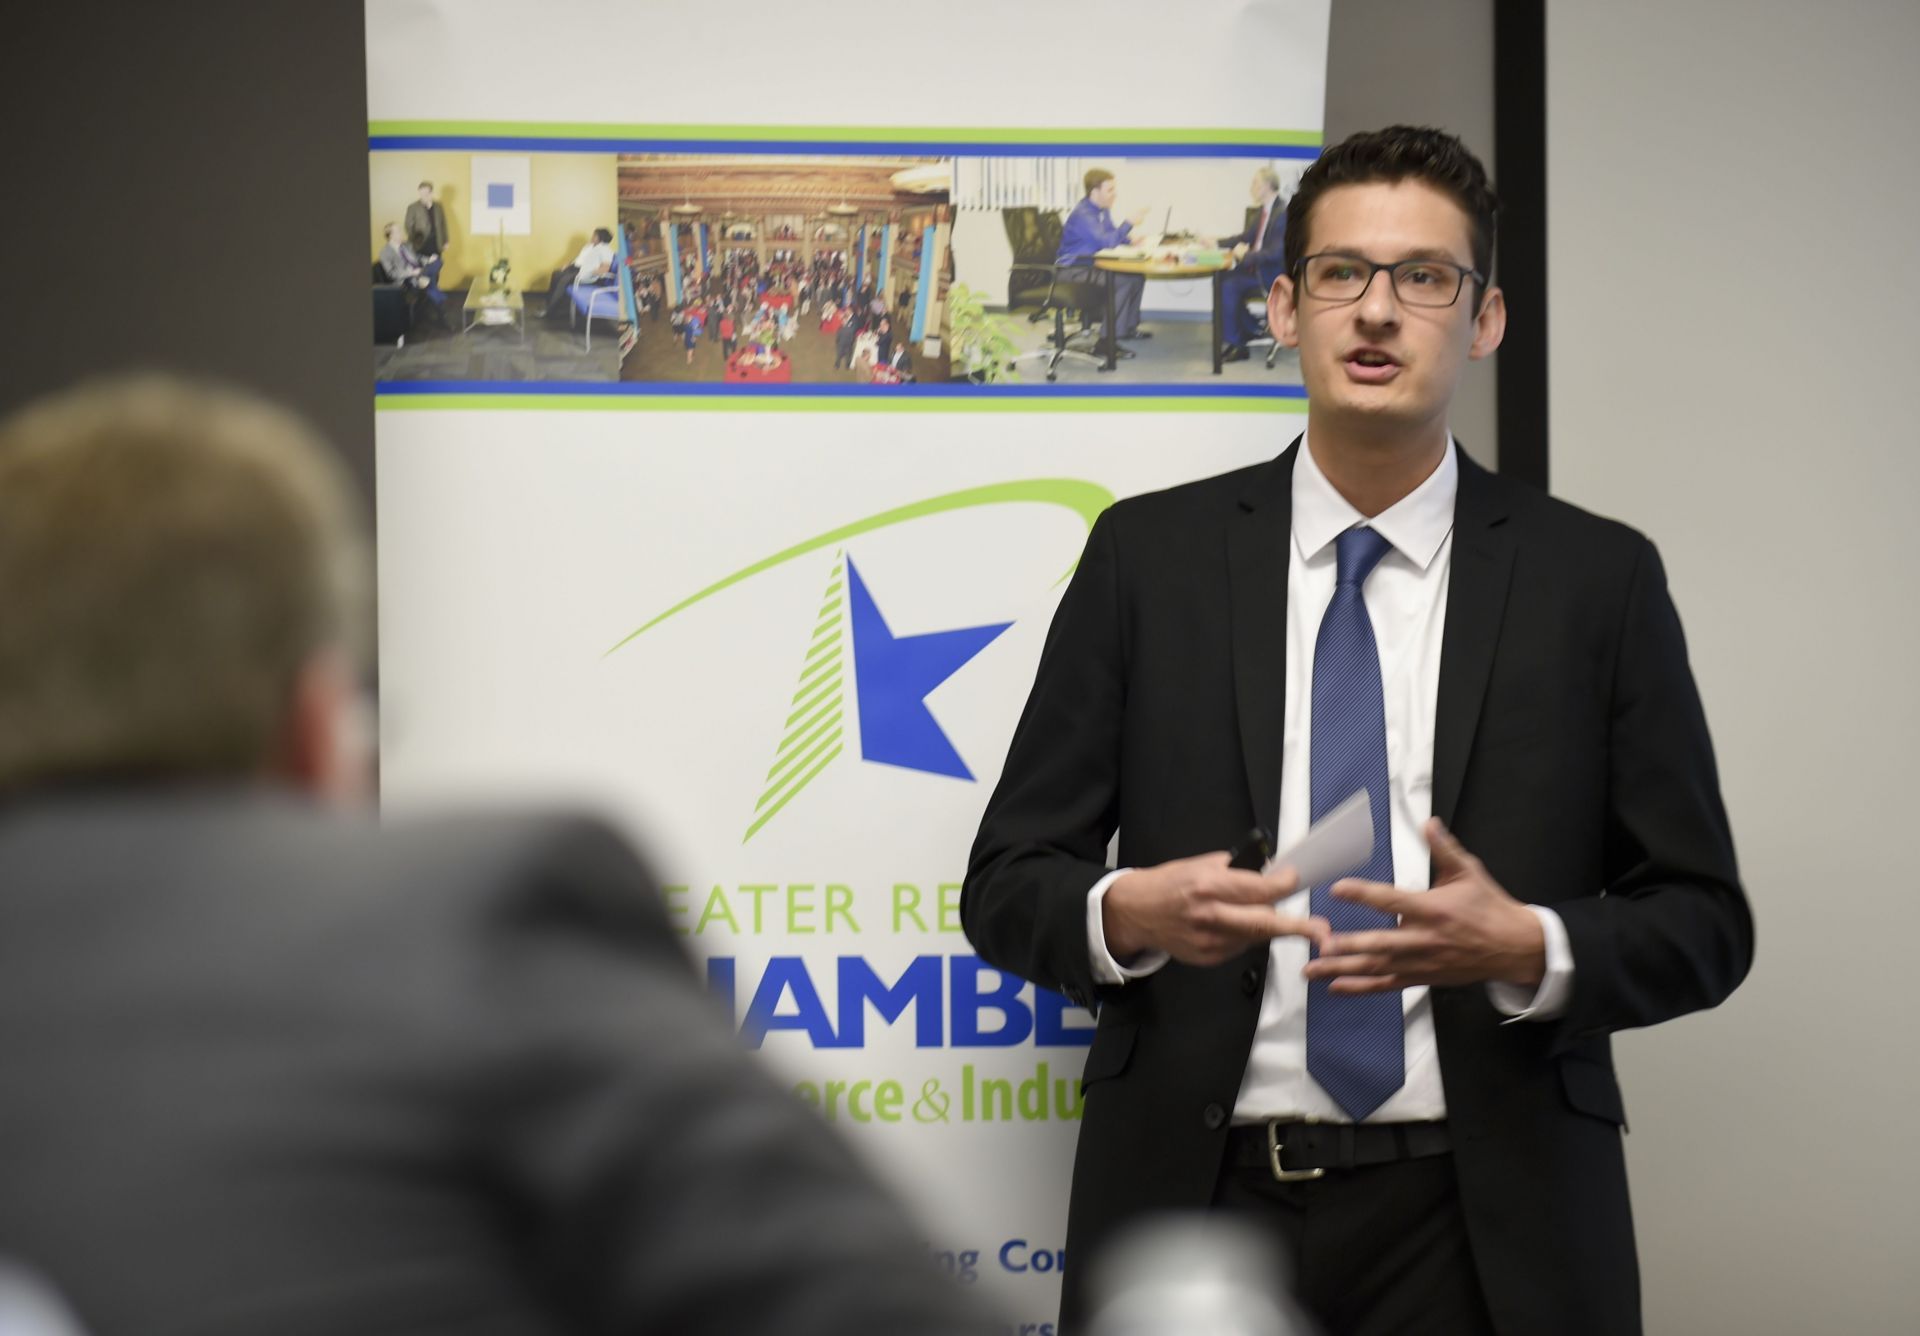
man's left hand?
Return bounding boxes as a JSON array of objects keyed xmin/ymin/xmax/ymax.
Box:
[{"xmin": 1301, "ymin": 819, "xmax": 1545, "ymax": 994}]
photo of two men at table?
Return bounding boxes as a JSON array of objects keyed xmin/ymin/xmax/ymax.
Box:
[{"xmin": 947, "ymin": 155, "xmax": 1308, "ymax": 384}]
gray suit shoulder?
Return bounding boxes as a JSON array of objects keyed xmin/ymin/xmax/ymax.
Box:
[{"xmin": 248, "ymin": 802, "xmax": 665, "ymax": 915}]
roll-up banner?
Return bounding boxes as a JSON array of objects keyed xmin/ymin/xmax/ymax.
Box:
[{"xmin": 367, "ymin": 0, "xmax": 1330, "ymax": 1319}]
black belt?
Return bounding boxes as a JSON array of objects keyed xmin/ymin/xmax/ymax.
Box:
[{"xmin": 1225, "ymin": 1119, "xmax": 1451, "ymax": 1182}]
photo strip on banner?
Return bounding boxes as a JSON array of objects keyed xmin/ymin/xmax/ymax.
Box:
[{"xmin": 371, "ymin": 141, "xmax": 1312, "ymax": 395}]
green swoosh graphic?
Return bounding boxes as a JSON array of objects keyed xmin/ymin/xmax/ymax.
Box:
[{"xmin": 604, "ymin": 479, "xmax": 1114, "ymax": 656}]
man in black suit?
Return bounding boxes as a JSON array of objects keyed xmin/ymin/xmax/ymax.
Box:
[
  {"xmin": 405, "ymin": 180, "xmax": 449, "ymax": 261},
  {"xmin": 963, "ymin": 126, "xmax": 1752, "ymax": 1335},
  {"xmin": 1218, "ymin": 165, "xmax": 1289, "ymax": 362},
  {"xmin": 0, "ymin": 377, "xmax": 984, "ymax": 1336}
]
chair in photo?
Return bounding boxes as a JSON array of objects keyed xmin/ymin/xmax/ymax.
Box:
[
  {"xmin": 1232, "ymin": 204, "xmax": 1287, "ymax": 369},
  {"xmin": 568, "ymin": 278, "xmax": 623, "ymax": 351},
  {"xmin": 1005, "ymin": 262, "xmax": 1108, "ymax": 382},
  {"xmin": 372, "ymin": 260, "xmax": 413, "ymax": 347},
  {"xmin": 1002, "ymin": 207, "xmax": 1064, "ymax": 309},
  {"xmin": 1238, "ymin": 288, "xmax": 1286, "ymax": 369}
]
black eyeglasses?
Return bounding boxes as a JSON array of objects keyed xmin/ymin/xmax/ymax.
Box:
[{"xmin": 1295, "ymin": 252, "xmax": 1484, "ymax": 308}]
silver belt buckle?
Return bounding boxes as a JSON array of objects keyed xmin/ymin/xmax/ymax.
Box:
[{"xmin": 1266, "ymin": 1119, "xmax": 1326, "ymax": 1182}]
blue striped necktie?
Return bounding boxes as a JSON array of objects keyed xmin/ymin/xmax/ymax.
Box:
[{"xmin": 1306, "ymin": 525, "xmax": 1405, "ymax": 1121}]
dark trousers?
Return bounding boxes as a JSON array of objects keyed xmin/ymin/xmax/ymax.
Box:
[
  {"xmin": 1109, "ymin": 270, "xmax": 1144, "ymax": 338},
  {"xmin": 1219, "ymin": 265, "xmax": 1276, "ymax": 347},
  {"xmin": 542, "ymin": 265, "xmax": 579, "ymax": 318},
  {"xmin": 1210, "ymin": 1150, "xmax": 1496, "ymax": 1336},
  {"xmin": 1064, "ymin": 265, "xmax": 1143, "ymax": 341},
  {"xmin": 415, "ymin": 253, "xmax": 446, "ymax": 306}
]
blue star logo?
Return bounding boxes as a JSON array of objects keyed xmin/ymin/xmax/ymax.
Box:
[
  {"xmin": 607, "ymin": 482, "xmax": 1116, "ymax": 842},
  {"xmin": 846, "ymin": 557, "xmax": 1011, "ymax": 780}
]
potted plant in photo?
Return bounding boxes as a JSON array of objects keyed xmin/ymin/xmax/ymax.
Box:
[
  {"xmin": 944, "ymin": 282, "xmax": 1022, "ymax": 384},
  {"xmin": 466, "ymin": 223, "xmax": 518, "ymax": 328}
]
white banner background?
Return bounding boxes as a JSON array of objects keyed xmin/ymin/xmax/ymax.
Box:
[{"xmin": 371, "ymin": 1, "xmax": 1330, "ymax": 1322}]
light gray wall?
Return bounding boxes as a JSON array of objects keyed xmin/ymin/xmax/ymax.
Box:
[
  {"xmin": 1548, "ymin": 2, "xmax": 1920, "ymax": 1330},
  {"xmin": 1325, "ymin": 0, "xmax": 1498, "ymax": 468}
]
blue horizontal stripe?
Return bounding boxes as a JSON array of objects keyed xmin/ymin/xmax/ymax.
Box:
[
  {"xmin": 369, "ymin": 135, "xmax": 1321, "ymax": 160},
  {"xmin": 375, "ymin": 380, "xmax": 1309, "ymax": 399}
]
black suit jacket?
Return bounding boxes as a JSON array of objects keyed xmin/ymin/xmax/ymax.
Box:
[
  {"xmin": 963, "ymin": 442, "xmax": 1753, "ymax": 1334},
  {"xmin": 1222, "ymin": 201, "xmax": 1286, "ymax": 268},
  {"xmin": 0, "ymin": 791, "xmax": 981, "ymax": 1336}
]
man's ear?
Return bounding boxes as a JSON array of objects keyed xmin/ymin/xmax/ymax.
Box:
[
  {"xmin": 273, "ymin": 650, "xmax": 373, "ymax": 806},
  {"xmin": 1268, "ymin": 273, "xmax": 1300, "ymax": 348},
  {"xmin": 1469, "ymin": 284, "xmax": 1507, "ymax": 361}
]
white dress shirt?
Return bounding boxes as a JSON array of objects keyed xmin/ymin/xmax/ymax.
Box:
[
  {"xmin": 573, "ymin": 241, "xmax": 615, "ymax": 283},
  {"xmin": 1085, "ymin": 436, "xmax": 1573, "ymax": 1123}
]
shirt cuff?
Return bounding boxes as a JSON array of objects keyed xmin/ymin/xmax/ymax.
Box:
[
  {"xmin": 1486, "ymin": 905, "xmax": 1574, "ymax": 1022},
  {"xmin": 1087, "ymin": 869, "xmax": 1170, "ymax": 985}
]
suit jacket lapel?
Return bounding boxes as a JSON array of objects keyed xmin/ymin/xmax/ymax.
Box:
[
  {"xmin": 1432, "ymin": 450, "xmax": 1516, "ymax": 829},
  {"xmin": 1226, "ymin": 442, "xmax": 1299, "ymax": 832}
]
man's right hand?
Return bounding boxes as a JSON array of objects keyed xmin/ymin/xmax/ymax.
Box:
[{"xmin": 1103, "ymin": 854, "xmax": 1326, "ymax": 967}]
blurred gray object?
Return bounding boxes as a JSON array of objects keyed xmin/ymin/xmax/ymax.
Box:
[
  {"xmin": 0, "ymin": 1263, "xmax": 87, "ymax": 1336},
  {"xmin": 1085, "ymin": 1215, "xmax": 1319, "ymax": 1336}
]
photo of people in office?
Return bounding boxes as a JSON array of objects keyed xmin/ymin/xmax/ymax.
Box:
[
  {"xmin": 616, "ymin": 153, "xmax": 951, "ymax": 386},
  {"xmin": 370, "ymin": 151, "xmax": 628, "ymax": 382},
  {"xmin": 948, "ymin": 155, "xmax": 1309, "ymax": 384}
]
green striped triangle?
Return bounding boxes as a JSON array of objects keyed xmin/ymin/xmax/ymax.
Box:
[{"xmin": 744, "ymin": 552, "xmax": 847, "ymax": 843}]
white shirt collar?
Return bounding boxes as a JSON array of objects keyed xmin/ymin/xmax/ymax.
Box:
[{"xmin": 1291, "ymin": 431, "xmax": 1458, "ymax": 571}]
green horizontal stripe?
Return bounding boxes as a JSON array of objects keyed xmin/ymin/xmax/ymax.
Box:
[
  {"xmin": 378, "ymin": 395, "xmax": 1308, "ymax": 415},
  {"xmin": 370, "ymin": 120, "xmax": 1321, "ymax": 147}
]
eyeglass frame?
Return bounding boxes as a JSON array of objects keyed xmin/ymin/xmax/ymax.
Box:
[{"xmin": 1291, "ymin": 251, "xmax": 1487, "ymax": 309}]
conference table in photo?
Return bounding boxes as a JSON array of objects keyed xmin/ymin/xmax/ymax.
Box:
[{"xmin": 1093, "ymin": 246, "xmax": 1236, "ymax": 374}]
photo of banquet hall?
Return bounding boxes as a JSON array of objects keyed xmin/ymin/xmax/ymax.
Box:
[
  {"xmin": 947, "ymin": 155, "xmax": 1311, "ymax": 386},
  {"xmin": 617, "ymin": 153, "xmax": 951, "ymax": 386}
]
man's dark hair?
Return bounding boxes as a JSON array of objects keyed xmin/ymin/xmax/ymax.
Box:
[
  {"xmin": 593, "ymin": 227, "xmax": 614, "ymax": 245},
  {"xmin": 417, "ymin": 180, "xmax": 433, "ymax": 191},
  {"xmin": 1284, "ymin": 125, "xmax": 1498, "ymax": 298},
  {"xmin": 1083, "ymin": 168, "xmax": 1114, "ymax": 196}
]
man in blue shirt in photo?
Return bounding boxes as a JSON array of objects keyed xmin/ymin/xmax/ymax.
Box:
[{"xmin": 1057, "ymin": 167, "xmax": 1152, "ymax": 357}]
